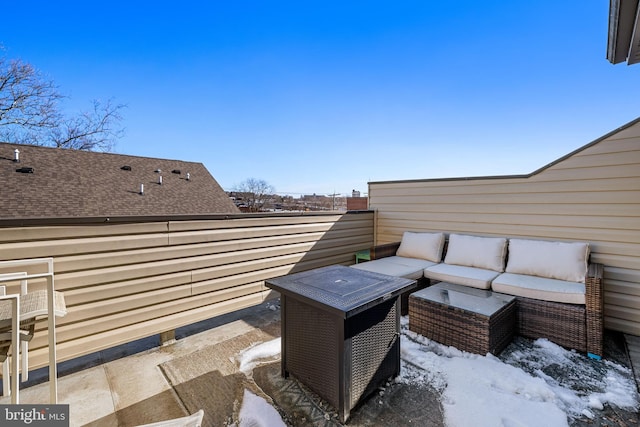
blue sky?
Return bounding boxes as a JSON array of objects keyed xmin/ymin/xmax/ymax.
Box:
[{"xmin": 3, "ymin": 1, "xmax": 638, "ymax": 196}]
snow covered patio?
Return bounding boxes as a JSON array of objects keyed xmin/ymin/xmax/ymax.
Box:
[{"xmin": 3, "ymin": 300, "xmax": 638, "ymax": 426}]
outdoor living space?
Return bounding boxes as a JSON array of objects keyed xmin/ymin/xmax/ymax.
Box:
[
  {"xmin": 4, "ymin": 1, "xmax": 640, "ymax": 425},
  {"xmin": 0, "ymin": 117, "xmax": 639, "ymax": 426},
  {"xmin": 1, "ymin": 297, "xmax": 638, "ymax": 426},
  {"xmin": 1, "ymin": 225, "xmax": 638, "ymax": 427},
  {"xmin": 1, "ymin": 299, "xmax": 638, "ymax": 426}
]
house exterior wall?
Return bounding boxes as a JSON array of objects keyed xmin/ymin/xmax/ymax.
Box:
[
  {"xmin": 0, "ymin": 211, "xmax": 374, "ymax": 370},
  {"xmin": 368, "ymin": 118, "xmax": 640, "ymax": 336}
]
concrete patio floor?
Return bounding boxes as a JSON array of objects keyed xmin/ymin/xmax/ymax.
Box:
[
  {"xmin": 2, "ymin": 301, "xmax": 640, "ymax": 426},
  {"xmin": 0, "ymin": 301, "xmax": 284, "ymax": 426}
]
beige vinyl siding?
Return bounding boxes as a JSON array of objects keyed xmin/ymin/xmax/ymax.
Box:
[
  {"xmin": 0, "ymin": 211, "xmax": 374, "ymax": 369},
  {"xmin": 369, "ymin": 118, "xmax": 640, "ymax": 336}
]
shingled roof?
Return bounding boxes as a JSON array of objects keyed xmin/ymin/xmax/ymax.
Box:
[{"xmin": 0, "ymin": 143, "xmax": 240, "ymax": 220}]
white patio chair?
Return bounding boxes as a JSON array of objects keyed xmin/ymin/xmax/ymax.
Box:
[
  {"xmin": 1, "ymin": 272, "xmax": 31, "ymax": 387},
  {"xmin": 0, "ymin": 258, "xmax": 67, "ymax": 403},
  {"xmin": 0, "ymin": 292, "xmax": 19, "ymax": 403},
  {"xmin": 134, "ymin": 409, "xmax": 204, "ymax": 427}
]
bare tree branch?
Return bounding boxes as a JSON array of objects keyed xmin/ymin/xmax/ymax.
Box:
[
  {"xmin": 234, "ymin": 178, "xmax": 276, "ymax": 212},
  {"xmin": 0, "ymin": 57, "xmax": 62, "ymax": 144},
  {"xmin": 50, "ymin": 98, "xmax": 125, "ymax": 151},
  {"xmin": 0, "ymin": 49, "xmax": 125, "ymax": 151}
]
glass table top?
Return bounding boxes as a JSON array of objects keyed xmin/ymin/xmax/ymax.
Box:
[{"xmin": 413, "ymin": 282, "xmax": 515, "ymax": 317}]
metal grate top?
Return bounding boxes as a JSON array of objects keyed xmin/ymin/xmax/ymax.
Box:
[{"xmin": 266, "ymin": 265, "xmax": 415, "ymax": 318}]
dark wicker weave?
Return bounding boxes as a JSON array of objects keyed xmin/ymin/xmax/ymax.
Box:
[
  {"xmin": 408, "ymin": 285, "xmax": 516, "ymax": 355},
  {"xmin": 283, "ymin": 296, "xmax": 340, "ymax": 406},
  {"xmin": 515, "ymin": 263, "xmax": 604, "ymax": 357},
  {"xmin": 585, "ymin": 263, "xmax": 605, "ymax": 356},
  {"xmin": 347, "ymin": 298, "xmax": 400, "ymax": 409},
  {"xmin": 281, "ymin": 294, "xmax": 400, "ymax": 423},
  {"xmin": 370, "ymin": 242, "xmax": 401, "ymax": 260},
  {"xmin": 399, "ymin": 277, "xmax": 429, "ymax": 316},
  {"xmin": 516, "ymin": 297, "xmax": 586, "ymax": 351}
]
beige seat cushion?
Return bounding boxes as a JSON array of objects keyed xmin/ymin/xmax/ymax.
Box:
[
  {"xmin": 383, "ymin": 256, "xmax": 438, "ymax": 269},
  {"xmin": 505, "ymin": 239, "xmax": 589, "ymax": 283},
  {"xmin": 492, "ymin": 272, "xmax": 586, "ymax": 305},
  {"xmin": 396, "ymin": 231, "xmax": 446, "ymax": 262},
  {"xmin": 424, "ymin": 263, "xmax": 500, "ymax": 290},
  {"xmin": 351, "ymin": 256, "xmax": 434, "ymax": 280},
  {"xmin": 443, "ymin": 234, "xmax": 507, "ymax": 272}
]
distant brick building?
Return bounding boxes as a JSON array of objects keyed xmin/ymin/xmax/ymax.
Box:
[{"xmin": 347, "ymin": 189, "xmax": 368, "ymax": 210}]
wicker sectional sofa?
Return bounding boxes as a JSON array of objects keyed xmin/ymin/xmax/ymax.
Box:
[{"xmin": 351, "ymin": 231, "xmax": 604, "ymax": 358}]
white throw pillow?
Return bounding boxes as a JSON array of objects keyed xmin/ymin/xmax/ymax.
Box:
[
  {"xmin": 505, "ymin": 239, "xmax": 589, "ymax": 283},
  {"xmin": 443, "ymin": 234, "xmax": 507, "ymax": 272},
  {"xmin": 396, "ymin": 231, "xmax": 445, "ymax": 262}
]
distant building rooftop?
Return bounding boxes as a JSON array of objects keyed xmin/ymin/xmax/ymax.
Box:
[{"xmin": 0, "ymin": 143, "xmax": 239, "ymax": 220}]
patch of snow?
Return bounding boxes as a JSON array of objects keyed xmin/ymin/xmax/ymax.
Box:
[
  {"xmin": 399, "ymin": 316, "xmax": 639, "ymax": 426},
  {"xmin": 236, "ymin": 319, "xmax": 638, "ymax": 427},
  {"xmin": 238, "ymin": 389, "xmax": 287, "ymax": 427},
  {"xmin": 238, "ymin": 337, "xmax": 281, "ymax": 374}
]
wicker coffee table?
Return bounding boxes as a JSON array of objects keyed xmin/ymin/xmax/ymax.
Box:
[{"xmin": 409, "ymin": 282, "xmax": 516, "ymax": 355}]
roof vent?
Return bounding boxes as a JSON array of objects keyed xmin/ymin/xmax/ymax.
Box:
[
  {"xmin": 121, "ymin": 165, "xmax": 132, "ymax": 171},
  {"xmin": 186, "ymin": 172, "xmax": 191, "ymax": 181},
  {"xmin": 154, "ymin": 168, "xmax": 161, "ymax": 173},
  {"xmin": 172, "ymin": 169, "xmax": 181, "ymax": 174},
  {"xmin": 13, "ymin": 149, "xmax": 20, "ymax": 163},
  {"xmin": 16, "ymin": 167, "xmax": 34, "ymax": 174}
]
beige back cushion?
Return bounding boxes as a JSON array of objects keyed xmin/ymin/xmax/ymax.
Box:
[
  {"xmin": 443, "ymin": 234, "xmax": 507, "ymax": 272},
  {"xmin": 396, "ymin": 231, "xmax": 445, "ymax": 262},
  {"xmin": 505, "ymin": 239, "xmax": 589, "ymax": 283}
]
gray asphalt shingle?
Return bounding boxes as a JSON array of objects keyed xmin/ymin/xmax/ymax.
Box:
[{"xmin": 0, "ymin": 143, "xmax": 239, "ymax": 219}]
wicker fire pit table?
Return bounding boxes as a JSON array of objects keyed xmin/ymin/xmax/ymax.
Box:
[
  {"xmin": 265, "ymin": 265, "xmax": 416, "ymax": 423},
  {"xmin": 409, "ymin": 282, "xmax": 516, "ymax": 355}
]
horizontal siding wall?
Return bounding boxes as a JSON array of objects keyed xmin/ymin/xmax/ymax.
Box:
[
  {"xmin": 369, "ymin": 119, "xmax": 640, "ymax": 336},
  {"xmin": 0, "ymin": 211, "xmax": 374, "ymax": 369}
]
